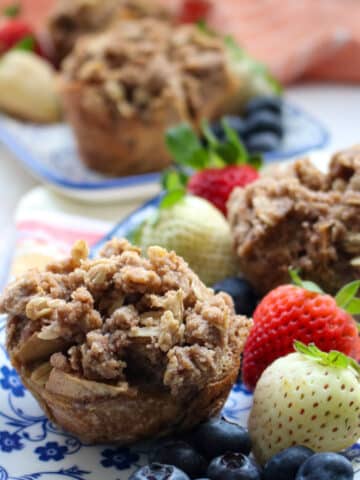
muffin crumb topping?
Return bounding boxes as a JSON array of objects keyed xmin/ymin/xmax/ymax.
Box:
[{"xmin": 1, "ymin": 239, "xmax": 250, "ymax": 400}]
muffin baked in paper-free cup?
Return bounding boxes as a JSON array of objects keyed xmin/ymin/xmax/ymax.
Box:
[
  {"xmin": 59, "ymin": 19, "xmax": 243, "ymax": 176},
  {"xmin": 1, "ymin": 239, "xmax": 251, "ymax": 444}
]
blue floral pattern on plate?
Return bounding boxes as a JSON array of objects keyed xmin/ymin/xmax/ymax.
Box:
[
  {"xmin": 35, "ymin": 442, "xmax": 69, "ymax": 462},
  {"xmin": 0, "ymin": 316, "xmax": 358, "ymax": 479},
  {"xmin": 0, "ymin": 366, "xmax": 25, "ymax": 398},
  {"xmin": 0, "ymin": 103, "xmax": 329, "ymax": 198}
]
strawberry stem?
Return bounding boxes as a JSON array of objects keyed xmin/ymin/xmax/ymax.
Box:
[
  {"xmin": 160, "ymin": 169, "xmax": 188, "ymax": 210},
  {"xmin": 335, "ymin": 280, "xmax": 360, "ymax": 315},
  {"xmin": 3, "ymin": 3, "xmax": 21, "ymax": 17},
  {"xmin": 12, "ymin": 36, "xmax": 35, "ymax": 52},
  {"xmin": 289, "ymin": 269, "xmax": 324, "ymax": 294},
  {"xmin": 294, "ymin": 341, "xmax": 360, "ymax": 376}
]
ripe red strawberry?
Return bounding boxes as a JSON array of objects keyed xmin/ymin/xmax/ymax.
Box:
[
  {"xmin": 178, "ymin": 0, "xmax": 212, "ymax": 24},
  {"xmin": 242, "ymin": 278, "xmax": 360, "ymax": 391},
  {"xmin": 0, "ymin": 19, "xmax": 43, "ymax": 56},
  {"xmin": 188, "ymin": 165, "xmax": 259, "ymax": 215}
]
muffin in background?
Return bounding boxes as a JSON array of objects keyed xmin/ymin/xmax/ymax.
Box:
[
  {"xmin": 227, "ymin": 146, "xmax": 360, "ymax": 295},
  {"xmin": 60, "ymin": 19, "xmax": 242, "ymax": 176},
  {"xmin": 47, "ymin": 0, "xmax": 171, "ymax": 65}
]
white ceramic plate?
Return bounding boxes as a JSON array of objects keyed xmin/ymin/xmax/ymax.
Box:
[
  {"xmin": 0, "ymin": 317, "xmax": 359, "ymax": 479},
  {"xmin": 0, "ymin": 102, "xmax": 329, "ymax": 202}
]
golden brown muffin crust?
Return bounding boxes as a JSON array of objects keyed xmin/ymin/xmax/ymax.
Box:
[{"xmin": 0, "ymin": 239, "xmax": 251, "ymax": 443}]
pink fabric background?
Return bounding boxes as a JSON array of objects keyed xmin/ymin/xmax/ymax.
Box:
[{"xmin": 0, "ymin": 0, "xmax": 360, "ymax": 84}]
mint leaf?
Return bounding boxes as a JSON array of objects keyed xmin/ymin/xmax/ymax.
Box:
[
  {"xmin": 3, "ymin": 3, "xmax": 21, "ymax": 17},
  {"xmin": 13, "ymin": 36, "xmax": 35, "ymax": 52},
  {"xmin": 289, "ymin": 269, "xmax": 324, "ymax": 294},
  {"xmin": 160, "ymin": 189, "xmax": 185, "ymax": 209},
  {"xmin": 165, "ymin": 123, "xmax": 205, "ymax": 169},
  {"xmin": 335, "ymin": 280, "xmax": 360, "ymax": 312}
]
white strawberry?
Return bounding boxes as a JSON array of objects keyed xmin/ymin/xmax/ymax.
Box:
[
  {"xmin": 137, "ymin": 194, "xmax": 237, "ymax": 286},
  {"xmin": 248, "ymin": 341, "xmax": 360, "ymax": 465}
]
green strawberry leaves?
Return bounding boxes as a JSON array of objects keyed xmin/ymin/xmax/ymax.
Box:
[
  {"xmin": 335, "ymin": 280, "xmax": 360, "ymax": 315},
  {"xmin": 196, "ymin": 20, "xmax": 217, "ymax": 37},
  {"xmin": 165, "ymin": 120, "xmax": 261, "ymax": 172},
  {"xmin": 165, "ymin": 123, "xmax": 208, "ymax": 171},
  {"xmin": 3, "ymin": 3, "xmax": 21, "ymax": 17},
  {"xmin": 294, "ymin": 341, "xmax": 360, "ymax": 376},
  {"xmin": 160, "ymin": 168, "xmax": 188, "ymax": 210},
  {"xmin": 162, "ymin": 119, "xmax": 262, "ymax": 210},
  {"xmin": 161, "ymin": 169, "xmax": 188, "ymax": 192},
  {"xmin": 290, "ymin": 270, "xmax": 360, "ymax": 332},
  {"xmin": 12, "ymin": 36, "xmax": 35, "ymax": 52},
  {"xmin": 289, "ymin": 269, "xmax": 324, "ymax": 294}
]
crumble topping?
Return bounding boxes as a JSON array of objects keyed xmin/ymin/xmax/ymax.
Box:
[
  {"xmin": 1, "ymin": 239, "xmax": 250, "ymax": 399},
  {"xmin": 228, "ymin": 146, "xmax": 360, "ymax": 294}
]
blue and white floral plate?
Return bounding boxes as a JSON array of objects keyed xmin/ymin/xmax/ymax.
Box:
[
  {"xmin": 0, "ymin": 102, "xmax": 329, "ymax": 202},
  {"xmin": 0, "ymin": 318, "xmax": 359, "ymax": 479}
]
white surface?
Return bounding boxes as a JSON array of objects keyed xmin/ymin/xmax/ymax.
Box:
[{"xmin": 0, "ymin": 83, "xmax": 359, "ymax": 266}]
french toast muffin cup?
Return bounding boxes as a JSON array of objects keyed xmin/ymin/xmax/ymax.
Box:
[
  {"xmin": 47, "ymin": 0, "xmax": 171, "ymax": 65},
  {"xmin": 59, "ymin": 19, "xmax": 243, "ymax": 176},
  {"xmin": 1, "ymin": 239, "xmax": 251, "ymax": 444},
  {"xmin": 228, "ymin": 146, "xmax": 360, "ymax": 295},
  {"xmin": 60, "ymin": 78, "xmax": 188, "ymax": 175}
]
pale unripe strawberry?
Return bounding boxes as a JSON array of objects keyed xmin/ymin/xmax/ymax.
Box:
[
  {"xmin": 248, "ymin": 342, "xmax": 360, "ymax": 465},
  {"xmin": 138, "ymin": 195, "xmax": 237, "ymax": 286}
]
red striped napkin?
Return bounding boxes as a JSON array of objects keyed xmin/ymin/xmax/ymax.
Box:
[{"xmin": 4, "ymin": 210, "xmax": 112, "ymax": 283}]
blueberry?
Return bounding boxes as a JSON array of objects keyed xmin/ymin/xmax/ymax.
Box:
[
  {"xmin": 213, "ymin": 277, "xmax": 259, "ymax": 317},
  {"xmin": 191, "ymin": 418, "xmax": 251, "ymax": 460},
  {"xmin": 244, "ymin": 111, "xmax": 283, "ymax": 138},
  {"xmin": 149, "ymin": 441, "xmax": 207, "ymax": 478},
  {"xmin": 263, "ymin": 446, "xmax": 314, "ymax": 480},
  {"xmin": 207, "ymin": 453, "xmax": 262, "ymax": 480},
  {"xmin": 296, "ymin": 453, "xmax": 354, "ymax": 480},
  {"xmin": 245, "ymin": 96, "xmax": 283, "ymax": 116},
  {"xmin": 210, "ymin": 116, "xmax": 246, "ymax": 142},
  {"xmin": 245, "ymin": 131, "xmax": 281, "ymax": 153},
  {"xmin": 129, "ymin": 463, "xmax": 190, "ymax": 480}
]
